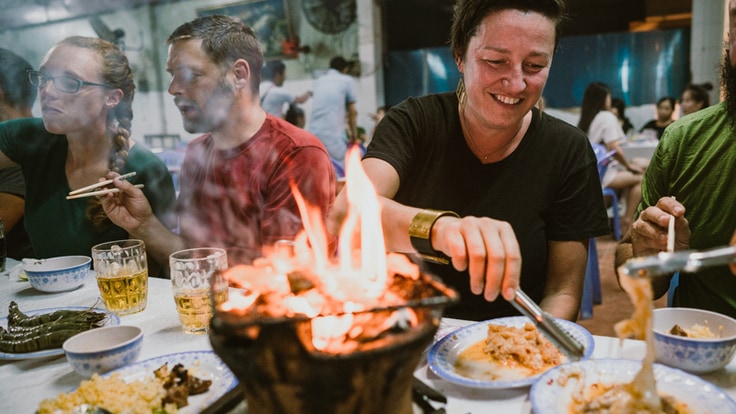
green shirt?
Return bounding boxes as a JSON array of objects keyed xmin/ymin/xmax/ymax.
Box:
[
  {"xmin": 0, "ymin": 117, "xmax": 176, "ymax": 259},
  {"xmin": 638, "ymin": 102, "xmax": 736, "ymax": 317}
]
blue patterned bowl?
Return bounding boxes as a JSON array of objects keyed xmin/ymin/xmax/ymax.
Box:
[
  {"xmin": 25, "ymin": 256, "xmax": 91, "ymax": 293},
  {"xmin": 63, "ymin": 325, "xmax": 143, "ymax": 378},
  {"xmin": 653, "ymin": 307, "xmax": 736, "ymax": 374}
]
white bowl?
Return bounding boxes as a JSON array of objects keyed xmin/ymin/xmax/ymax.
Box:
[
  {"xmin": 63, "ymin": 325, "xmax": 143, "ymax": 378},
  {"xmin": 653, "ymin": 307, "xmax": 736, "ymax": 373},
  {"xmin": 24, "ymin": 256, "xmax": 91, "ymax": 293}
]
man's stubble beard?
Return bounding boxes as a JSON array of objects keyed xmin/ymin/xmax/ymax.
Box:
[{"xmin": 184, "ymin": 77, "xmax": 236, "ymax": 134}]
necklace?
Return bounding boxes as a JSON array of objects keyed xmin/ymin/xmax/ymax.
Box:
[{"xmin": 459, "ymin": 104, "xmax": 524, "ymax": 162}]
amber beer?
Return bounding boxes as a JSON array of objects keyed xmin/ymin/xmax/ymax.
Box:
[
  {"xmin": 174, "ymin": 288, "xmax": 228, "ymax": 332},
  {"xmin": 170, "ymin": 248, "xmax": 228, "ymax": 333},
  {"xmin": 97, "ymin": 270, "xmax": 148, "ymax": 315},
  {"xmin": 91, "ymin": 239, "xmax": 148, "ymax": 316}
]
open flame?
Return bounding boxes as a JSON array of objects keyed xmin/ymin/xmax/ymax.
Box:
[{"xmin": 219, "ymin": 146, "xmax": 422, "ymax": 352}]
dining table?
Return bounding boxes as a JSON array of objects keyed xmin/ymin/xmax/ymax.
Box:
[
  {"xmin": 4, "ymin": 256, "xmax": 736, "ymax": 413},
  {"xmin": 621, "ymin": 138, "xmax": 659, "ymax": 161}
]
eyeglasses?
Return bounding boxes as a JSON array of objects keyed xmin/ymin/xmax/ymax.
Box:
[{"xmin": 27, "ymin": 70, "xmax": 114, "ymax": 93}]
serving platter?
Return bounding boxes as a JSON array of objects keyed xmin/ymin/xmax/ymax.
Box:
[
  {"xmin": 427, "ymin": 316, "xmax": 594, "ymax": 389},
  {"xmin": 0, "ymin": 306, "xmax": 119, "ymax": 360},
  {"xmin": 530, "ymin": 358, "xmax": 736, "ymax": 413},
  {"xmin": 103, "ymin": 350, "xmax": 238, "ymax": 414}
]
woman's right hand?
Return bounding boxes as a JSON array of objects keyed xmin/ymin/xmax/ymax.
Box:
[{"xmin": 432, "ymin": 215, "xmax": 522, "ymax": 303}]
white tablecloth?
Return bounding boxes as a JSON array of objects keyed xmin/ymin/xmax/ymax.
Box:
[
  {"xmin": 3, "ymin": 258, "xmax": 736, "ymax": 413},
  {"xmin": 621, "ymin": 140, "xmax": 659, "ymax": 160},
  {"xmin": 0, "ymin": 260, "xmax": 215, "ymax": 413}
]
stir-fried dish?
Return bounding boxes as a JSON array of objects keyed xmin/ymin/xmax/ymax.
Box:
[
  {"xmin": 37, "ymin": 362, "xmax": 212, "ymax": 413},
  {"xmin": 455, "ymin": 322, "xmax": 564, "ymax": 381}
]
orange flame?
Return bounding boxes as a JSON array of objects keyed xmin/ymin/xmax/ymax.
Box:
[{"xmin": 222, "ymin": 145, "xmax": 420, "ymax": 352}]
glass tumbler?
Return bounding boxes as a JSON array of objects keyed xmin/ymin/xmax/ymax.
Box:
[
  {"xmin": 91, "ymin": 239, "xmax": 148, "ymax": 315},
  {"xmin": 170, "ymin": 248, "xmax": 228, "ymax": 333}
]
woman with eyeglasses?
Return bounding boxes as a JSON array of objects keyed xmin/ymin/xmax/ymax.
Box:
[{"xmin": 0, "ymin": 36, "xmax": 175, "ymax": 271}]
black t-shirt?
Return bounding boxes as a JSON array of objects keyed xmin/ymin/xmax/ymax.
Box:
[
  {"xmin": 365, "ymin": 92, "xmax": 609, "ymax": 320},
  {"xmin": 640, "ymin": 120, "xmax": 668, "ymax": 140}
]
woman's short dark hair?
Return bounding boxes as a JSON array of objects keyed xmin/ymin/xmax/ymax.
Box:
[{"xmin": 450, "ymin": 0, "xmax": 567, "ymax": 62}]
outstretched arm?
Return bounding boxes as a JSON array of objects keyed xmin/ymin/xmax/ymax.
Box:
[{"xmin": 327, "ymin": 157, "xmax": 521, "ymax": 303}]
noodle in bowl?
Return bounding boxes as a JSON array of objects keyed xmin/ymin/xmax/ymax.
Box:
[
  {"xmin": 652, "ymin": 307, "xmax": 736, "ymax": 374},
  {"xmin": 530, "ymin": 358, "xmax": 736, "ymax": 413}
]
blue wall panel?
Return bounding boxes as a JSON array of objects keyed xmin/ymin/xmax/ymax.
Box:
[
  {"xmin": 385, "ymin": 29, "xmax": 690, "ymax": 109},
  {"xmin": 546, "ymin": 28, "xmax": 690, "ymax": 108}
]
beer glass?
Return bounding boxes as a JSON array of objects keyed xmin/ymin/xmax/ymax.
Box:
[
  {"xmin": 170, "ymin": 248, "xmax": 228, "ymax": 333},
  {"xmin": 91, "ymin": 239, "xmax": 148, "ymax": 315}
]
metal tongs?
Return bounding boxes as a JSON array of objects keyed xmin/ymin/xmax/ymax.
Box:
[
  {"xmin": 619, "ymin": 245, "xmax": 736, "ymax": 278},
  {"xmin": 510, "ymin": 289, "xmax": 585, "ymax": 361}
]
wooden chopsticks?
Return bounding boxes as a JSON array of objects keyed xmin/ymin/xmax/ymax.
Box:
[{"xmin": 66, "ymin": 172, "xmax": 143, "ymax": 200}]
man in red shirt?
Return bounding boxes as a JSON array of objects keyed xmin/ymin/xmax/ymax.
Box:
[{"xmin": 102, "ymin": 15, "xmax": 334, "ymax": 267}]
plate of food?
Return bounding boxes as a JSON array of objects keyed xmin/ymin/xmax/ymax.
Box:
[
  {"xmin": 530, "ymin": 358, "xmax": 736, "ymax": 413},
  {"xmin": 427, "ymin": 316, "xmax": 594, "ymax": 389},
  {"xmin": 37, "ymin": 351, "xmax": 239, "ymax": 414},
  {"xmin": 108, "ymin": 351, "xmax": 238, "ymax": 413},
  {"xmin": 0, "ymin": 303, "xmax": 119, "ymax": 360}
]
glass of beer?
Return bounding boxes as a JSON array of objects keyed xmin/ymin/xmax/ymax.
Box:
[
  {"xmin": 169, "ymin": 248, "xmax": 228, "ymax": 333},
  {"xmin": 91, "ymin": 239, "xmax": 148, "ymax": 316}
]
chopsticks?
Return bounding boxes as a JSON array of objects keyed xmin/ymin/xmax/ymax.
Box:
[
  {"xmin": 68, "ymin": 172, "xmax": 136, "ymax": 195},
  {"xmin": 66, "ymin": 184, "xmax": 144, "ymax": 200},
  {"xmin": 667, "ymin": 214, "xmax": 675, "ymax": 253},
  {"xmin": 66, "ymin": 172, "xmax": 142, "ymax": 200},
  {"xmin": 667, "ymin": 196, "xmax": 677, "ymax": 253}
]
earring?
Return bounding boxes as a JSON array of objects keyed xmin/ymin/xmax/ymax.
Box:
[{"xmin": 456, "ymin": 77, "xmax": 467, "ymax": 110}]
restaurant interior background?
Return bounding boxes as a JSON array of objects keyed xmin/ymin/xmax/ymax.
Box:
[{"xmin": 0, "ymin": 0, "xmax": 726, "ymax": 147}]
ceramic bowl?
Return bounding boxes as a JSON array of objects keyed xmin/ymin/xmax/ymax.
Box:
[
  {"xmin": 63, "ymin": 325, "xmax": 143, "ymax": 378},
  {"xmin": 653, "ymin": 307, "xmax": 736, "ymax": 373},
  {"xmin": 24, "ymin": 256, "xmax": 91, "ymax": 293}
]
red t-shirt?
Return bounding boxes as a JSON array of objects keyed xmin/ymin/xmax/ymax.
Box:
[{"xmin": 177, "ymin": 115, "xmax": 335, "ymax": 264}]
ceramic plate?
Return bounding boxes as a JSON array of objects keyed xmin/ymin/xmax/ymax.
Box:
[
  {"xmin": 427, "ymin": 316, "xmax": 594, "ymax": 389},
  {"xmin": 104, "ymin": 350, "xmax": 238, "ymax": 413},
  {"xmin": 0, "ymin": 306, "xmax": 119, "ymax": 360},
  {"xmin": 530, "ymin": 358, "xmax": 736, "ymax": 413}
]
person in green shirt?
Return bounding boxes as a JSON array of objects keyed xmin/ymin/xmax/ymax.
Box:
[
  {"xmin": 615, "ymin": 0, "xmax": 736, "ymax": 317},
  {"xmin": 0, "ymin": 36, "xmax": 175, "ymax": 275}
]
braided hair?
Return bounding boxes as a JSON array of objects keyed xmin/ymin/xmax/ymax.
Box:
[{"xmin": 59, "ymin": 36, "xmax": 135, "ymax": 228}]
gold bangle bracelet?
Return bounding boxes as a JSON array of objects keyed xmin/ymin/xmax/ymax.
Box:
[{"xmin": 408, "ymin": 209, "xmax": 460, "ymax": 264}]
